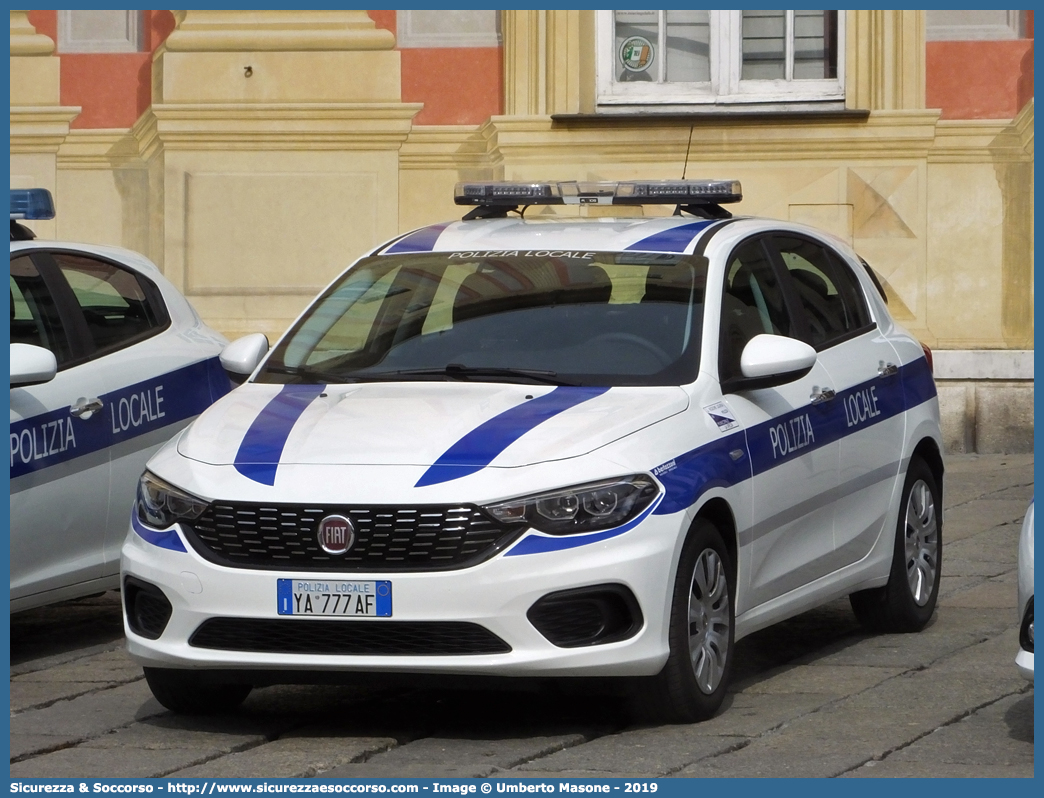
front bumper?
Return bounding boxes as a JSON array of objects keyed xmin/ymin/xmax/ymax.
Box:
[{"xmin": 121, "ymin": 507, "xmax": 685, "ymax": 678}]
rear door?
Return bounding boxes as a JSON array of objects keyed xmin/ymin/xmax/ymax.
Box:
[{"xmin": 764, "ymin": 234, "xmax": 905, "ymax": 569}]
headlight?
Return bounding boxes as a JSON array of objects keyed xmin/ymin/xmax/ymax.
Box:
[
  {"xmin": 137, "ymin": 471, "xmax": 208, "ymax": 529},
  {"xmin": 484, "ymin": 475, "xmax": 659, "ymax": 535}
]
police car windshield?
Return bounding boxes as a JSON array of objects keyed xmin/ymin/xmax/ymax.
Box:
[{"xmin": 257, "ymin": 251, "xmax": 706, "ymax": 387}]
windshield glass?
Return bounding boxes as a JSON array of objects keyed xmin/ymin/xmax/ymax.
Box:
[{"xmin": 256, "ymin": 251, "xmax": 707, "ymax": 387}]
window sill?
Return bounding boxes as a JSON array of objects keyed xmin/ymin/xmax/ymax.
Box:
[{"xmin": 552, "ymin": 107, "xmax": 870, "ymax": 125}]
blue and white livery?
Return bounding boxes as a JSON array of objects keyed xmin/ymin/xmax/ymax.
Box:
[
  {"xmin": 121, "ymin": 180, "xmax": 944, "ymax": 721},
  {"xmin": 10, "ymin": 189, "xmax": 229, "ymax": 611}
]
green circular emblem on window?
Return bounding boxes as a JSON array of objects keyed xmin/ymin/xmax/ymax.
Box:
[{"xmin": 619, "ymin": 35, "xmax": 654, "ymax": 73}]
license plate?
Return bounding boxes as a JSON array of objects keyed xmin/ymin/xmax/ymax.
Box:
[{"xmin": 277, "ymin": 579, "xmax": 392, "ymax": 617}]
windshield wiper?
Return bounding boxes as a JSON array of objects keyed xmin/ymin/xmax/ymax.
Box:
[
  {"xmin": 260, "ymin": 364, "xmax": 355, "ymax": 383},
  {"xmin": 357, "ymin": 364, "xmax": 578, "ymax": 386}
]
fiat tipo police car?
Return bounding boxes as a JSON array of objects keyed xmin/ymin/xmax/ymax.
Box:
[
  {"xmin": 10, "ymin": 189, "xmax": 230, "ymax": 611},
  {"xmin": 123, "ymin": 180, "xmax": 943, "ymax": 721}
]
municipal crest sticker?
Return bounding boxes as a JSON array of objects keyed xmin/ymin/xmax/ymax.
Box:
[
  {"xmin": 620, "ymin": 35, "xmax": 654, "ymax": 73},
  {"xmin": 704, "ymin": 402, "xmax": 739, "ymax": 432}
]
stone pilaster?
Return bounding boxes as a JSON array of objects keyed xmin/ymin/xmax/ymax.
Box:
[
  {"xmin": 10, "ymin": 11, "xmax": 79, "ymax": 239},
  {"xmin": 139, "ymin": 10, "xmax": 421, "ymax": 339}
]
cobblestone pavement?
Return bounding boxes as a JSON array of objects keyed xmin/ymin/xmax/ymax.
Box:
[{"xmin": 9, "ymin": 454, "xmax": 1033, "ymax": 778}]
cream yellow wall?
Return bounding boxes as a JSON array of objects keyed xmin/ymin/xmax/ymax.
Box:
[{"xmin": 11, "ymin": 9, "xmax": 1034, "ymax": 354}]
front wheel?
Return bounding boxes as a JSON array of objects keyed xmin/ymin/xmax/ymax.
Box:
[
  {"xmin": 639, "ymin": 518, "xmax": 735, "ymax": 723},
  {"xmin": 850, "ymin": 455, "xmax": 942, "ymax": 632},
  {"xmin": 144, "ymin": 667, "xmax": 252, "ymax": 714}
]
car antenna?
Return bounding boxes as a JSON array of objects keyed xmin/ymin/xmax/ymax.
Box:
[{"xmin": 681, "ymin": 124, "xmax": 694, "ymax": 179}]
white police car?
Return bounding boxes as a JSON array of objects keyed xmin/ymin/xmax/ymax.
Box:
[
  {"xmin": 10, "ymin": 189, "xmax": 230, "ymax": 612},
  {"xmin": 1016, "ymin": 499, "xmax": 1033, "ymax": 681},
  {"xmin": 122, "ymin": 180, "xmax": 943, "ymax": 721}
]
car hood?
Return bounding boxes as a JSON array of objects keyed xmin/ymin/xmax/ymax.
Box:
[{"xmin": 177, "ymin": 381, "xmax": 688, "ymax": 478}]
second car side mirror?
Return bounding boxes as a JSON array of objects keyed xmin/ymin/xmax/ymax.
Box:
[
  {"xmin": 723, "ymin": 334, "xmax": 817, "ymax": 393},
  {"xmin": 220, "ymin": 333, "xmax": 270, "ymax": 383},
  {"xmin": 10, "ymin": 343, "xmax": 57, "ymax": 388}
]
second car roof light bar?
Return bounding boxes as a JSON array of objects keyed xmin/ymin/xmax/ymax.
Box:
[
  {"xmin": 454, "ymin": 180, "xmax": 742, "ymax": 221},
  {"xmin": 10, "ymin": 188, "xmax": 55, "ymax": 241}
]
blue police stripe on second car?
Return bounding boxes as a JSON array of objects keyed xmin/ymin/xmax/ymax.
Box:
[
  {"xmin": 625, "ymin": 220, "xmax": 717, "ymax": 253},
  {"xmin": 383, "ymin": 223, "xmax": 451, "ymax": 255},
  {"xmin": 9, "ymin": 357, "xmax": 230, "ymax": 480},
  {"xmin": 234, "ymin": 384, "xmax": 326, "ymax": 486},
  {"xmin": 415, "ymin": 386, "xmax": 611, "ymax": 487}
]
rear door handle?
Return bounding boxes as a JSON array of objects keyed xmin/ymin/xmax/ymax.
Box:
[
  {"xmin": 70, "ymin": 397, "xmax": 104, "ymax": 420},
  {"xmin": 810, "ymin": 387, "xmax": 835, "ymax": 405},
  {"xmin": 878, "ymin": 361, "xmax": 899, "ymax": 377}
]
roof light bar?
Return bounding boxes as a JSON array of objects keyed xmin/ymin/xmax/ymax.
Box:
[
  {"xmin": 10, "ymin": 188, "xmax": 55, "ymax": 221},
  {"xmin": 454, "ymin": 180, "xmax": 741, "ymax": 208}
]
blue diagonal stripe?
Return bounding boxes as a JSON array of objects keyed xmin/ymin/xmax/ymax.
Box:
[
  {"xmin": 234, "ymin": 384, "xmax": 325, "ymax": 486},
  {"xmin": 625, "ymin": 220, "xmax": 716, "ymax": 253},
  {"xmin": 415, "ymin": 386, "xmax": 611, "ymax": 487},
  {"xmin": 384, "ymin": 223, "xmax": 451, "ymax": 254}
]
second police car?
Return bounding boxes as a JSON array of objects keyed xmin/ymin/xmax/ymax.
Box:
[
  {"xmin": 10, "ymin": 189, "xmax": 230, "ymax": 612},
  {"xmin": 122, "ymin": 180, "xmax": 943, "ymax": 721}
]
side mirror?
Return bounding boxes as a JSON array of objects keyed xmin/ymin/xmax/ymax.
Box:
[
  {"xmin": 220, "ymin": 333, "xmax": 270, "ymax": 383},
  {"xmin": 723, "ymin": 334, "xmax": 817, "ymax": 393},
  {"xmin": 10, "ymin": 343, "xmax": 57, "ymax": 387}
]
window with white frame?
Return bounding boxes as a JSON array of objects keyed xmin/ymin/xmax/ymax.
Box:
[
  {"xmin": 596, "ymin": 10, "xmax": 844, "ymax": 110},
  {"xmin": 58, "ymin": 10, "xmax": 144, "ymax": 53}
]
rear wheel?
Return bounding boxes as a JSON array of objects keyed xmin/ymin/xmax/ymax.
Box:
[
  {"xmin": 850, "ymin": 456, "xmax": 941, "ymax": 632},
  {"xmin": 144, "ymin": 667, "xmax": 252, "ymax": 714},
  {"xmin": 640, "ymin": 518, "xmax": 734, "ymax": 723}
]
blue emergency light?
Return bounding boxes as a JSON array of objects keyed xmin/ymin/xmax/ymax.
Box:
[
  {"xmin": 10, "ymin": 188, "xmax": 56, "ymax": 221},
  {"xmin": 454, "ymin": 180, "xmax": 741, "ymax": 220}
]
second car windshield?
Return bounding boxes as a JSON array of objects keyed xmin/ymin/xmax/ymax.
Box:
[{"xmin": 256, "ymin": 251, "xmax": 707, "ymax": 387}]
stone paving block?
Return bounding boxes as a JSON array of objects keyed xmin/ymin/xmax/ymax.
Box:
[
  {"xmin": 943, "ymin": 499, "xmax": 1030, "ymax": 541},
  {"xmin": 513, "ymin": 726, "xmax": 744, "ymax": 775},
  {"xmin": 10, "ymin": 681, "xmax": 125, "ymax": 715},
  {"xmin": 321, "ymin": 734, "xmax": 589, "ymax": 779},
  {"xmin": 10, "ymin": 681, "xmax": 166, "ymax": 760},
  {"xmin": 497, "ymin": 771, "xmax": 655, "ymax": 779},
  {"xmin": 843, "ymin": 761, "xmax": 1033, "ymax": 777},
  {"xmin": 13, "ymin": 648, "xmax": 142, "ymax": 684},
  {"xmin": 937, "ymin": 575, "xmax": 982, "ymax": 598},
  {"xmin": 736, "ymin": 664, "xmax": 903, "ymax": 696},
  {"xmin": 679, "ymin": 691, "xmax": 835, "ymax": 738},
  {"xmin": 10, "ymin": 745, "xmax": 219, "ymax": 779},
  {"xmin": 940, "ymin": 576, "xmax": 1017, "ymax": 609},
  {"xmin": 168, "ymin": 734, "xmax": 398, "ymax": 778},
  {"xmin": 881, "ymin": 692, "xmax": 1034, "ymax": 767}
]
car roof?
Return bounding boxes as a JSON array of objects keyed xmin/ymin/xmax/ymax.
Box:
[
  {"xmin": 10, "ymin": 238, "xmax": 164, "ymax": 278},
  {"xmin": 378, "ymin": 215, "xmax": 740, "ymax": 257}
]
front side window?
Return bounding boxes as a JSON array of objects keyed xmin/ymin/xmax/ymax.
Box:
[
  {"xmin": 597, "ymin": 9, "xmax": 843, "ymax": 110},
  {"xmin": 257, "ymin": 252, "xmax": 708, "ymax": 388}
]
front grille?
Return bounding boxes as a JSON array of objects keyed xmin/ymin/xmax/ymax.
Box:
[
  {"xmin": 183, "ymin": 502, "xmax": 523, "ymax": 572},
  {"xmin": 189, "ymin": 618, "xmax": 511, "ymax": 656}
]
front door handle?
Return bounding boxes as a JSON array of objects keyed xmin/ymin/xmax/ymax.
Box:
[
  {"xmin": 810, "ymin": 387, "xmax": 836, "ymax": 405},
  {"xmin": 70, "ymin": 397, "xmax": 104, "ymax": 420}
]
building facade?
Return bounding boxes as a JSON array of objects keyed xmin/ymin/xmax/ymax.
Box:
[{"xmin": 9, "ymin": 10, "xmax": 1034, "ymax": 451}]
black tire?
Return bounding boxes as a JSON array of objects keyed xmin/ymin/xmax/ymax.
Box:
[
  {"xmin": 144, "ymin": 667, "xmax": 252, "ymax": 714},
  {"xmin": 850, "ymin": 456, "xmax": 942, "ymax": 633},
  {"xmin": 638, "ymin": 518, "xmax": 735, "ymax": 724}
]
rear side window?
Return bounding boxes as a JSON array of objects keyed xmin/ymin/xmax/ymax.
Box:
[
  {"xmin": 10, "ymin": 255, "xmax": 73, "ymax": 366},
  {"xmin": 770, "ymin": 236, "xmax": 872, "ymax": 349},
  {"xmin": 50, "ymin": 252, "xmax": 166, "ymax": 357}
]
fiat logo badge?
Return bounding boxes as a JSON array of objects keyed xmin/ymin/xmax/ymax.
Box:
[{"xmin": 316, "ymin": 515, "xmax": 355, "ymax": 555}]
